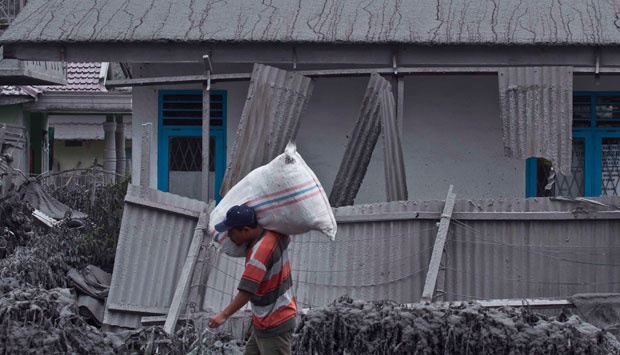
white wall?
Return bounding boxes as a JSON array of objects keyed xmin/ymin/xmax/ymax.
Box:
[{"xmin": 131, "ymin": 65, "xmax": 615, "ymax": 203}]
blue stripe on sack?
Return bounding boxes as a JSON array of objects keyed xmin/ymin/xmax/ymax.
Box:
[{"xmin": 249, "ymin": 183, "xmax": 321, "ymax": 209}]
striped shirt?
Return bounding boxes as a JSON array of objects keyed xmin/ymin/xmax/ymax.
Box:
[{"xmin": 239, "ymin": 230, "xmax": 297, "ymax": 337}]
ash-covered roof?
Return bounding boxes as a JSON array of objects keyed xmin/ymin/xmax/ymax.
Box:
[
  {"xmin": 0, "ymin": 62, "xmax": 107, "ymax": 100},
  {"xmin": 40, "ymin": 62, "xmax": 106, "ymax": 92},
  {"xmin": 2, "ymin": 0, "xmax": 620, "ymax": 46},
  {"xmin": 0, "ymin": 85, "xmax": 40, "ymax": 97}
]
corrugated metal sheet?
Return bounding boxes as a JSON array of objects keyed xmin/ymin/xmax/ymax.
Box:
[
  {"xmin": 330, "ymin": 72, "xmax": 389, "ymax": 207},
  {"xmin": 498, "ymin": 66, "xmax": 573, "ymax": 174},
  {"xmin": 103, "ymin": 184, "xmax": 208, "ymax": 328},
  {"xmin": 202, "ymin": 195, "xmax": 620, "ymax": 312},
  {"xmin": 219, "ymin": 63, "xmax": 314, "ymax": 196},
  {"xmin": 379, "ymin": 82, "xmax": 407, "ymax": 202}
]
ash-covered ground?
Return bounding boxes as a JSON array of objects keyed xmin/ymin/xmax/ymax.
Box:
[{"xmin": 2, "ymin": 181, "xmax": 619, "ymax": 354}]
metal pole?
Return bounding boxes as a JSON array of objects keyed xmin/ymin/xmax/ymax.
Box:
[{"xmin": 201, "ymin": 54, "xmax": 212, "ymax": 202}]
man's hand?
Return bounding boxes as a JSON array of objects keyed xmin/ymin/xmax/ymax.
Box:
[
  {"xmin": 208, "ymin": 312, "xmax": 228, "ymax": 328},
  {"xmin": 207, "ymin": 290, "xmax": 253, "ymax": 328}
]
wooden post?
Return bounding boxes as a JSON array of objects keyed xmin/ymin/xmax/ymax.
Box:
[
  {"xmin": 164, "ymin": 211, "xmax": 209, "ymax": 334},
  {"xmin": 421, "ymin": 185, "xmax": 456, "ymax": 302},
  {"xmin": 140, "ymin": 123, "xmax": 152, "ymax": 188},
  {"xmin": 396, "ymin": 76, "xmax": 404, "ymax": 142}
]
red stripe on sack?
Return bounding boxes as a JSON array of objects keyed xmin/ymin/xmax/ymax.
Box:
[
  {"xmin": 246, "ymin": 180, "xmax": 316, "ymax": 205},
  {"xmin": 254, "ymin": 189, "xmax": 323, "ymax": 214}
]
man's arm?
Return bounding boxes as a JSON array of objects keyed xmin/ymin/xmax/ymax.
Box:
[{"xmin": 208, "ymin": 290, "xmax": 253, "ymax": 328}]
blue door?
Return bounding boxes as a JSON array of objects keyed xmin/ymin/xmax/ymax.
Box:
[
  {"xmin": 158, "ymin": 90, "xmax": 226, "ymax": 202},
  {"xmin": 527, "ymin": 92, "xmax": 620, "ymax": 197}
]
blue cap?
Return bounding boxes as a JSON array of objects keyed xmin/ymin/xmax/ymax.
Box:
[{"xmin": 214, "ymin": 205, "xmax": 256, "ymax": 232}]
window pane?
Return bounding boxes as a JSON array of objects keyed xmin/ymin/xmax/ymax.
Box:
[
  {"xmin": 553, "ymin": 138, "xmax": 585, "ymax": 197},
  {"xmin": 601, "ymin": 138, "xmax": 620, "ymax": 196},
  {"xmin": 169, "ymin": 137, "xmax": 201, "ymax": 172},
  {"xmin": 168, "ymin": 136, "xmax": 215, "ymax": 172},
  {"xmin": 595, "ymin": 96, "xmax": 620, "ymax": 125}
]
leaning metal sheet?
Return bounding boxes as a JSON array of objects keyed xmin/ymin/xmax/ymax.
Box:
[{"xmin": 103, "ymin": 184, "xmax": 207, "ymax": 328}]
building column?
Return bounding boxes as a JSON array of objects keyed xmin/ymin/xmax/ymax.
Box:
[
  {"xmin": 115, "ymin": 115, "xmax": 126, "ymax": 182},
  {"xmin": 103, "ymin": 115, "xmax": 117, "ymax": 184}
]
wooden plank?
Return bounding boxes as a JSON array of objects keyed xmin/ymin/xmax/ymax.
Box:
[
  {"xmin": 106, "ymin": 303, "xmax": 169, "ymax": 314},
  {"xmin": 142, "ymin": 315, "xmax": 192, "ymax": 326},
  {"xmin": 421, "ymin": 185, "xmax": 456, "ymax": 302},
  {"xmin": 163, "ymin": 211, "xmax": 209, "ymax": 334},
  {"xmin": 124, "ymin": 194, "xmax": 201, "ymax": 218}
]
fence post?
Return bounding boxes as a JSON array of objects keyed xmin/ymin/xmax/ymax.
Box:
[{"xmin": 421, "ymin": 185, "xmax": 456, "ymax": 302}]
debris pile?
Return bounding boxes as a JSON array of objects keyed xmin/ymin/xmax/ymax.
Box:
[
  {"xmin": 294, "ymin": 296, "xmax": 620, "ymax": 355},
  {"xmin": 0, "ymin": 179, "xmax": 247, "ymax": 353},
  {"xmin": 2, "ymin": 179, "xmax": 620, "ymax": 354},
  {"xmin": 0, "ymin": 282, "xmax": 114, "ymax": 354}
]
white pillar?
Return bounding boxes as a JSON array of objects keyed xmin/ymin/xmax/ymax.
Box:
[
  {"xmin": 115, "ymin": 116, "xmax": 126, "ymax": 182},
  {"xmin": 103, "ymin": 120, "xmax": 117, "ymax": 184}
]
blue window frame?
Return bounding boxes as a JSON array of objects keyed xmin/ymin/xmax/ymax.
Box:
[
  {"xmin": 527, "ymin": 92, "xmax": 620, "ymax": 197},
  {"xmin": 158, "ymin": 90, "xmax": 226, "ymax": 202}
]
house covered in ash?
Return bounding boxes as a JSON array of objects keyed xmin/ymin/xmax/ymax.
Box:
[
  {"xmin": 2, "ymin": 0, "xmax": 620, "ymax": 331},
  {"xmin": 4, "ymin": 0, "xmax": 619, "ymax": 203}
]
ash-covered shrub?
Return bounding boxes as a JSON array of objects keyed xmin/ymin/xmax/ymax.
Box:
[
  {"xmin": 0, "ymin": 246, "xmax": 69, "ymax": 289},
  {"xmin": 46, "ymin": 177, "xmax": 129, "ymax": 272},
  {"xmin": 114, "ymin": 324, "xmax": 244, "ymax": 355},
  {"xmin": 294, "ymin": 296, "xmax": 620, "ymax": 355},
  {"xmin": 0, "ymin": 178, "xmax": 128, "ymax": 289},
  {"xmin": 0, "ymin": 194, "xmax": 35, "ymax": 257},
  {"xmin": 0, "ymin": 284, "xmax": 114, "ymax": 354}
]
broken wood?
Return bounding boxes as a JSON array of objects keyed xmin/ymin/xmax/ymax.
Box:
[
  {"xmin": 421, "ymin": 185, "xmax": 456, "ymax": 302},
  {"xmin": 163, "ymin": 211, "xmax": 209, "ymax": 334},
  {"xmin": 124, "ymin": 194, "xmax": 202, "ymax": 219}
]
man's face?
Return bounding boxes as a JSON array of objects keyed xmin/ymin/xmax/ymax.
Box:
[{"xmin": 228, "ymin": 227, "xmax": 250, "ymax": 246}]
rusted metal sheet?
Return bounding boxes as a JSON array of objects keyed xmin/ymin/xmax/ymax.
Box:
[
  {"xmin": 379, "ymin": 82, "xmax": 408, "ymax": 201},
  {"xmin": 330, "ymin": 72, "xmax": 389, "ymax": 207},
  {"xmin": 219, "ymin": 63, "xmax": 314, "ymax": 196},
  {"xmin": 201, "ymin": 196, "xmax": 620, "ymax": 313},
  {"xmin": 498, "ymin": 66, "xmax": 573, "ymax": 174},
  {"xmin": 103, "ymin": 184, "xmax": 208, "ymax": 329}
]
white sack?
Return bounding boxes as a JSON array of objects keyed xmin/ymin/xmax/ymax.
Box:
[{"xmin": 209, "ymin": 142, "xmax": 337, "ymax": 257}]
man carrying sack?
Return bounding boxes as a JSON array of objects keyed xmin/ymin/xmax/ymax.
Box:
[{"xmin": 207, "ymin": 205, "xmax": 297, "ymax": 355}]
